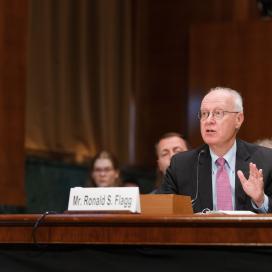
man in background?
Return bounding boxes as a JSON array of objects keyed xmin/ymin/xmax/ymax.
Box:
[{"xmin": 154, "ymin": 132, "xmax": 189, "ymax": 190}]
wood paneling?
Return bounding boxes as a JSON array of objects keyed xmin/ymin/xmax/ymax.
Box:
[
  {"xmin": 0, "ymin": 0, "xmax": 27, "ymax": 205},
  {"xmin": 0, "ymin": 0, "xmax": 265, "ymax": 205},
  {"xmin": 188, "ymin": 21, "xmax": 272, "ymax": 146},
  {"xmin": 132, "ymin": 0, "xmax": 260, "ymax": 166}
]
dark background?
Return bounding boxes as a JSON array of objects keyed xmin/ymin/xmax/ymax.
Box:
[{"xmin": 1, "ymin": 0, "xmax": 272, "ymax": 210}]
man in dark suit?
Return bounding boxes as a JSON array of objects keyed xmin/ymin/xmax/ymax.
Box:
[
  {"xmin": 153, "ymin": 132, "xmax": 188, "ymax": 190},
  {"xmin": 157, "ymin": 87, "xmax": 272, "ymax": 213}
]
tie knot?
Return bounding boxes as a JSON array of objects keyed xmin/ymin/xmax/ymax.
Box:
[{"xmin": 216, "ymin": 157, "xmax": 225, "ymax": 167}]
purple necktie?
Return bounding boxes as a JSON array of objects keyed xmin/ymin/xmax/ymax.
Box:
[{"xmin": 216, "ymin": 157, "xmax": 233, "ymax": 210}]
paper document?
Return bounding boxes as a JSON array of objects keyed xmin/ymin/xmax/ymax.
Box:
[
  {"xmin": 218, "ymin": 210, "xmax": 255, "ymax": 215},
  {"xmin": 197, "ymin": 210, "xmax": 256, "ymax": 215}
]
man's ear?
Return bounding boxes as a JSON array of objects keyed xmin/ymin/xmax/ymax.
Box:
[{"xmin": 236, "ymin": 112, "xmax": 244, "ymax": 129}]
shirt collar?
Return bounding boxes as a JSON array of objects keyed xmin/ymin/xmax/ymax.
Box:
[{"xmin": 209, "ymin": 141, "xmax": 237, "ymax": 170}]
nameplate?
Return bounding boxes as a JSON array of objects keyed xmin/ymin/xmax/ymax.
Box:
[{"xmin": 68, "ymin": 187, "xmax": 141, "ymax": 213}]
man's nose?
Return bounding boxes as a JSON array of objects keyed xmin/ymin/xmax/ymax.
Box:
[{"xmin": 206, "ymin": 112, "xmax": 216, "ymax": 122}]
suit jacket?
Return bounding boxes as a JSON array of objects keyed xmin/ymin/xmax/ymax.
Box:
[{"xmin": 157, "ymin": 139, "xmax": 272, "ymax": 213}]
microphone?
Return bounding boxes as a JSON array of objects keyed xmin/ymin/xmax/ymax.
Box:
[{"xmin": 191, "ymin": 149, "xmax": 205, "ymax": 207}]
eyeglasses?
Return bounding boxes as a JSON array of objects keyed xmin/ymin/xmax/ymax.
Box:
[
  {"xmin": 93, "ymin": 167, "xmax": 114, "ymax": 173},
  {"xmin": 198, "ymin": 110, "xmax": 239, "ymax": 121}
]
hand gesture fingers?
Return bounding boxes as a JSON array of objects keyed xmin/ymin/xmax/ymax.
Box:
[{"xmin": 237, "ymin": 162, "xmax": 264, "ymax": 207}]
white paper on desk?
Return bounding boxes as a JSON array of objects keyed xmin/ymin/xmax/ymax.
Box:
[
  {"xmin": 218, "ymin": 210, "xmax": 256, "ymax": 215},
  {"xmin": 197, "ymin": 210, "xmax": 256, "ymax": 215}
]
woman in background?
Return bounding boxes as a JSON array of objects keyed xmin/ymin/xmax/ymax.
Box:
[{"xmin": 88, "ymin": 150, "xmax": 122, "ymax": 187}]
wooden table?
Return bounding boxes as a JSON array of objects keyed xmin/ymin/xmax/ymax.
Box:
[{"xmin": 1, "ymin": 213, "xmax": 272, "ymax": 246}]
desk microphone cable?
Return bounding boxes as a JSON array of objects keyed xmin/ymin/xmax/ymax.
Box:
[{"xmin": 32, "ymin": 211, "xmax": 58, "ymax": 247}]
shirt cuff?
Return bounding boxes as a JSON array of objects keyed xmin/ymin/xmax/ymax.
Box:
[{"xmin": 251, "ymin": 194, "xmax": 269, "ymax": 213}]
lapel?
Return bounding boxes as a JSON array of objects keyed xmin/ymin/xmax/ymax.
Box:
[
  {"xmin": 235, "ymin": 140, "xmax": 251, "ymax": 209},
  {"xmin": 197, "ymin": 145, "xmax": 213, "ymax": 211}
]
